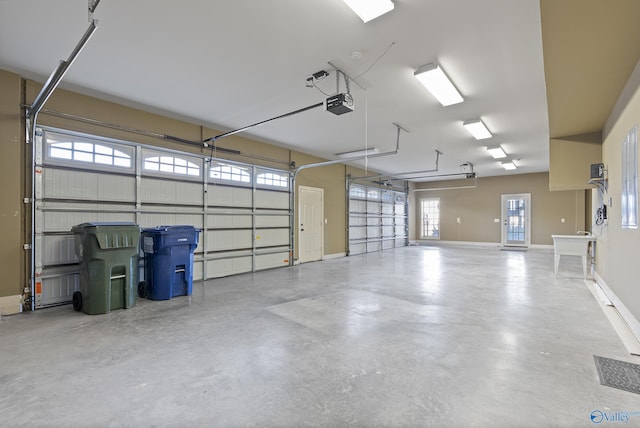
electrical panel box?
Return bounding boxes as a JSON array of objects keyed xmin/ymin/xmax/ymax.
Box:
[{"xmin": 590, "ymin": 163, "xmax": 605, "ymax": 179}]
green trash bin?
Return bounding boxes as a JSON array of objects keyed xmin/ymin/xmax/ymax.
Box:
[{"xmin": 71, "ymin": 222, "xmax": 140, "ymax": 315}]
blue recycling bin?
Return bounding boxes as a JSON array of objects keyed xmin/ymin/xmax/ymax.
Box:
[{"xmin": 140, "ymin": 225, "xmax": 200, "ymax": 300}]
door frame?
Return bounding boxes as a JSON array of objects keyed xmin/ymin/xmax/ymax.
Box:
[
  {"xmin": 298, "ymin": 185, "xmax": 324, "ymax": 263},
  {"xmin": 501, "ymin": 193, "xmax": 531, "ymax": 247}
]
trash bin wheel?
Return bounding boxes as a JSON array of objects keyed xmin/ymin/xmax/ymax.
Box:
[
  {"xmin": 138, "ymin": 281, "xmax": 147, "ymax": 299},
  {"xmin": 72, "ymin": 291, "xmax": 83, "ymax": 312}
]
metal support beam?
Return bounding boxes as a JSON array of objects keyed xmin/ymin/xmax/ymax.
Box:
[
  {"xmin": 203, "ymin": 102, "xmax": 324, "ymax": 144},
  {"xmin": 28, "ymin": 20, "xmax": 98, "ymax": 119}
]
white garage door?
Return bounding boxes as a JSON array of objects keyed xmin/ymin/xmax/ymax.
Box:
[
  {"xmin": 348, "ymin": 184, "xmax": 408, "ymax": 255},
  {"xmin": 33, "ymin": 127, "xmax": 292, "ymax": 308}
]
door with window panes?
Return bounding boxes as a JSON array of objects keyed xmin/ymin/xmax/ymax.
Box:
[
  {"xmin": 501, "ymin": 194, "xmax": 530, "ymax": 247},
  {"xmin": 421, "ymin": 198, "xmax": 440, "ymax": 239}
]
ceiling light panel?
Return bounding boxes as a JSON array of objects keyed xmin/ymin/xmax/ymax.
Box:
[
  {"xmin": 343, "ymin": 0, "xmax": 394, "ymax": 23},
  {"xmin": 501, "ymin": 161, "xmax": 517, "ymax": 170},
  {"xmin": 487, "ymin": 146, "xmax": 506, "ymax": 159},
  {"xmin": 463, "ymin": 119, "xmax": 492, "ymax": 140},
  {"xmin": 414, "ymin": 64, "xmax": 463, "ymax": 106}
]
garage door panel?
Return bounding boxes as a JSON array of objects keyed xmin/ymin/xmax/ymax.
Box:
[
  {"xmin": 255, "ymin": 190, "xmax": 288, "ymax": 209},
  {"xmin": 350, "ymin": 242, "xmax": 366, "ymax": 255},
  {"xmin": 367, "ymin": 217, "xmax": 380, "ymax": 226},
  {"xmin": 381, "ymin": 204, "xmax": 394, "ymax": 215},
  {"xmin": 207, "ymin": 256, "xmax": 252, "ymax": 278},
  {"xmin": 141, "ymin": 179, "xmax": 202, "ymax": 205},
  {"xmin": 41, "ymin": 210, "xmax": 135, "ymax": 232},
  {"xmin": 367, "ymin": 241, "xmax": 381, "ymax": 252},
  {"xmin": 41, "ymin": 235, "xmax": 77, "ymax": 266},
  {"xmin": 206, "ymin": 230, "xmax": 252, "ymax": 251},
  {"xmin": 139, "ymin": 212, "xmax": 203, "ymax": 229},
  {"xmin": 255, "ymin": 214, "xmax": 289, "ymax": 228},
  {"xmin": 349, "ymin": 200, "xmax": 366, "ymax": 213},
  {"xmin": 349, "ymin": 215, "xmax": 366, "ymax": 226},
  {"xmin": 255, "ymin": 229, "xmax": 289, "ymax": 247},
  {"xmin": 349, "ymin": 226, "xmax": 366, "ymax": 240},
  {"xmin": 366, "ymin": 201, "xmax": 380, "ymax": 214},
  {"xmin": 207, "ymin": 185, "xmax": 252, "ymax": 207},
  {"xmin": 193, "ymin": 259, "xmax": 204, "ymax": 281},
  {"xmin": 207, "ymin": 213, "xmax": 252, "ymax": 229},
  {"xmin": 37, "ymin": 268, "xmax": 79, "ymax": 308},
  {"xmin": 255, "ymin": 251, "xmax": 290, "ymax": 270},
  {"xmin": 43, "ymin": 169, "xmax": 97, "ymax": 200},
  {"xmin": 44, "ymin": 169, "xmax": 135, "ymax": 202}
]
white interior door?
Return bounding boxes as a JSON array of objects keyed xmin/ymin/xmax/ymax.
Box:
[
  {"xmin": 501, "ymin": 193, "xmax": 531, "ymax": 247},
  {"xmin": 298, "ymin": 186, "xmax": 323, "ymax": 263}
]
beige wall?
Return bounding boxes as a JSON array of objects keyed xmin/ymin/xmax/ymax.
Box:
[
  {"xmin": 597, "ymin": 60, "xmax": 640, "ymax": 325},
  {"xmin": 292, "ymin": 152, "xmax": 349, "ymax": 257},
  {"xmin": 0, "ymin": 70, "xmax": 24, "ymax": 310},
  {"xmin": 410, "ymin": 173, "xmax": 585, "ymax": 245},
  {"xmin": 549, "ymin": 132, "xmax": 603, "ymax": 191}
]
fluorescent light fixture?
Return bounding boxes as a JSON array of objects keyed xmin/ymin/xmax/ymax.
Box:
[
  {"xmin": 501, "ymin": 161, "xmax": 517, "ymax": 170},
  {"xmin": 463, "ymin": 119, "xmax": 492, "ymax": 140},
  {"xmin": 486, "ymin": 146, "xmax": 506, "ymax": 159},
  {"xmin": 414, "ymin": 63, "xmax": 463, "ymax": 106},
  {"xmin": 336, "ymin": 148, "xmax": 379, "ymax": 158},
  {"xmin": 342, "ymin": 0, "xmax": 394, "ymax": 23}
]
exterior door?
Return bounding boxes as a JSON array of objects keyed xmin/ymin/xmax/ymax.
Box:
[
  {"xmin": 298, "ymin": 186, "xmax": 323, "ymax": 263},
  {"xmin": 501, "ymin": 193, "xmax": 531, "ymax": 247}
]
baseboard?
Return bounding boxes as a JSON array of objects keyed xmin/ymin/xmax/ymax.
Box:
[
  {"xmin": 410, "ymin": 240, "xmax": 501, "ymax": 248},
  {"xmin": 323, "ymin": 252, "xmax": 346, "ymax": 260},
  {"xmin": 410, "ymin": 240, "xmax": 553, "ymax": 251},
  {"xmin": 0, "ymin": 295, "xmax": 22, "ymax": 316},
  {"xmin": 591, "ymin": 271, "xmax": 640, "ymax": 356}
]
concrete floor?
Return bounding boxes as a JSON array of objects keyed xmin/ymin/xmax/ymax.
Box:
[{"xmin": 1, "ymin": 246, "xmax": 639, "ymax": 427}]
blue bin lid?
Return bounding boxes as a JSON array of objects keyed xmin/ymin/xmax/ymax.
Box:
[{"xmin": 141, "ymin": 225, "xmax": 200, "ymax": 234}]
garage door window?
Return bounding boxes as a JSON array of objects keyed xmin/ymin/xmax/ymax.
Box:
[
  {"xmin": 47, "ymin": 138, "xmax": 132, "ymax": 169},
  {"xmin": 210, "ymin": 162, "xmax": 251, "ymax": 184},
  {"xmin": 144, "ymin": 155, "xmax": 200, "ymax": 177},
  {"xmin": 350, "ymin": 186, "xmax": 366, "ymax": 199},
  {"xmin": 256, "ymin": 172, "xmax": 288, "ymax": 188}
]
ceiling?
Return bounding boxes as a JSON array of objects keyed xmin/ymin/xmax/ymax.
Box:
[{"xmin": 0, "ymin": 1, "xmax": 638, "ymax": 182}]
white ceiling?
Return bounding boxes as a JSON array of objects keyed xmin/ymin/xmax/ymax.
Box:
[{"xmin": 0, "ymin": 0, "xmax": 549, "ymax": 181}]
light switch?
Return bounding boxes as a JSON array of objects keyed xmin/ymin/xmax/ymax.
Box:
[{"xmin": 561, "ymin": 218, "xmax": 565, "ymax": 223}]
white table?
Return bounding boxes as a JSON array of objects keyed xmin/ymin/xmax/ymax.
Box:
[{"xmin": 551, "ymin": 235, "xmax": 596, "ymax": 279}]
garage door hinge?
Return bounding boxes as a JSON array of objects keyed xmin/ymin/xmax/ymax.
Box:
[
  {"xmin": 23, "ymin": 244, "xmax": 32, "ymax": 250},
  {"xmin": 23, "ymin": 198, "xmax": 33, "ymax": 204}
]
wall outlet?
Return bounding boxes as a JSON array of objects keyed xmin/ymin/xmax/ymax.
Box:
[
  {"xmin": 494, "ymin": 218, "xmax": 500, "ymax": 223},
  {"xmin": 456, "ymin": 217, "xmax": 461, "ymax": 224},
  {"xmin": 561, "ymin": 218, "xmax": 565, "ymax": 223}
]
